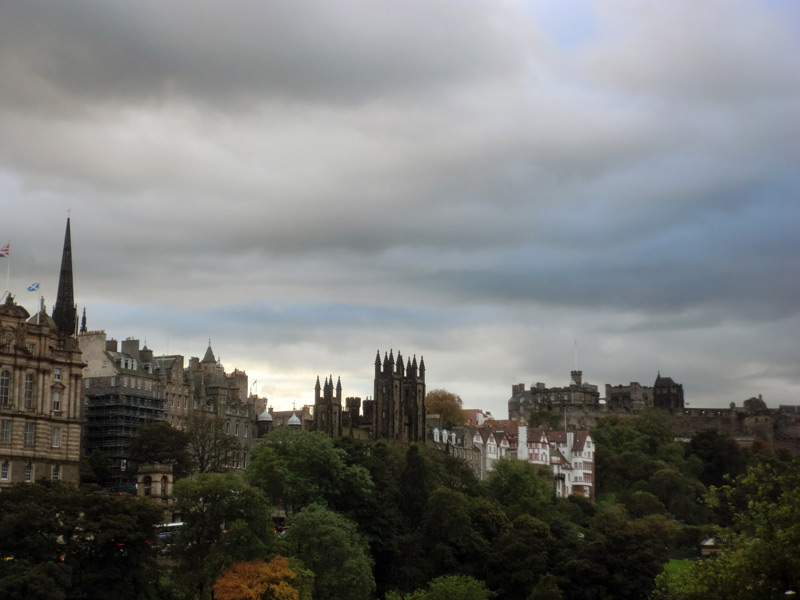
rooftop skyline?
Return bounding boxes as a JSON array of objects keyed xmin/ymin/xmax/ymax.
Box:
[{"xmin": 2, "ymin": 0, "xmax": 799, "ymax": 417}]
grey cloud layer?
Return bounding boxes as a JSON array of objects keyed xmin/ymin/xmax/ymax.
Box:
[{"xmin": 1, "ymin": 0, "xmax": 799, "ymax": 413}]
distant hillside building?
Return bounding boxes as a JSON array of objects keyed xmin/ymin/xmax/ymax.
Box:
[
  {"xmin": 605, "ymin": 381, "xmax": 653, "ymax": 410},
  {"xmin": 653, "ymin": 373, "xmax": 684, "ymax": 411},
  {"xmin": 508, "ymin": 370, "xmax": 600, "ymax": 424},
  {"xmin": 517, "ymin": 426, "xmax": 595, "ymax": 499}
]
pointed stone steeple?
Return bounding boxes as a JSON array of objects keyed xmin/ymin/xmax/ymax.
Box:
[
  {"xmin": 80, "ymin": 307, "xmax": 87, "ymax": 333},
  {"xmin": 53, "ymin": 218, "xmax": 77, "ymax": 336}
]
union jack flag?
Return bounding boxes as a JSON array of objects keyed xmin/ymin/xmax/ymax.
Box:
[{"xmin": 0, "ymin": 243, "xmax": 8, "ymax": 258}]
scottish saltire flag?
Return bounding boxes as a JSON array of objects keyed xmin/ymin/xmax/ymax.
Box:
[
  {"xmin": 27, "ymin": 282, "xmax": 39, "ymax": 292},
  {"xmin": 0, "ymin": 243, "xmax": 8, "ymax": 257}
]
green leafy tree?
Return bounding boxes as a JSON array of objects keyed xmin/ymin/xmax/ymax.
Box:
[
  {"xmin": 529, "ymin": 573, "xmax": 563, "ymax": 600},
  {"xmin": 422, "ymin": 487, "xmax": 487, "ymax": 577},
  {"xmin": 186, "ymin": 413, "xmax": 241, "ymax": 474},
  {"xmin": 658, "ymin": 462, "xmax": 800, "ymax": 599},
  {"xmin": 171, "ymin": 473, "xmax": 274, "ymax": 599},
  {"xmin": 285, "ymin": 504, "xmax": 375, "ymax": 600},
  {"xmin": 129, "ymin": 420, "xmax": 192, "ymax": 480},
  {"xmin": 79, "ymin": 448, "xmax": 114, "ymax": 487},
  {"xmin": 246, "ymin": 427, "xmax": 373, "ymax": 516},
  {"xmin": 387, "ymin": 574, "xmax": 494, "ymax": 600},
  {"xmin": 0, "ymin": 481, "xmax": 163, "ymax": 600},
  {"xmin": 686, "ymin": 430, "xmax": 747, "ymax": 488},
  {"xmin": 487, "ymin": 514, "xmax": 554, "ymax": 600},
  {"xmin": 484, "ymin": 458, "xmax": 553, "ymax": 520}
]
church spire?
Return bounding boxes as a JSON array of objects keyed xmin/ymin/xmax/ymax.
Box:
[{"xmin": 53, "ymin": 218, "xmax": 77, "ymax": 336}]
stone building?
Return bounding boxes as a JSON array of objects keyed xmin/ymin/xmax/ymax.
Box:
[
  {"xmin": 367, "ymin": 349, "xmax": 426, "ymax": 442},
  {"xmin": 517, "ymin": 427, "xmax": 595, "ymax": 499},
  {"xmin": 653, "ymin": 372, "xmax": 684, "ymax": 411},
  {"xmin": 605, "ymin": 381, "xmax": 654, "ymax": 410},
  {"xmin": 79, "ymin": 333, "xmax": 166, "ymax": 492},
  {"xmin": 0, "ymin": 219, "xmax": 84, "ymax": 487},
  {"xmin": 313, "ymin": 375, "xmax": 343, "ymax": 438},
  {"xmin": 508, "ymin": 370, "xmax": 600, "ymax": 424},
  {"xmin": 79, "ymin": 334, "xmax": 259, "ymax": 489}
]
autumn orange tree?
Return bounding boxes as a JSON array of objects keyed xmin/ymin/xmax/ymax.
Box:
[
  {"xmin": 425, "ymin": 388, "xmax": 466, "ymax": 429},
  {"xmin": 213, "ymin": 556, "xmax": 304, "ymax": 600}
]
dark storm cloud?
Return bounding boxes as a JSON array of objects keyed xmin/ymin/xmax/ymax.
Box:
[
  {"xmin": 0, "ymin": 0, "xmax": 531, "ymax": 111},
  {"xmin": 2, "ymin": 0, "xmax": 799, "ymax": 414}
]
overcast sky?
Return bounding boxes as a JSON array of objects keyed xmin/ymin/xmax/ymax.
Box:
[{"xmin": 2, "ymin": 0, "xmax": 799, "ymax": 417}]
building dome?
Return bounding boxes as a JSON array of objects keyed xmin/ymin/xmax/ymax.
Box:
[
  {"xmin": 257, "ymin": 408, "xmax": 273, "ymax": 422},
  {"xmin": 27, "ymin": 308, "xmax": 57, "ymax": 329},
  {"xmin": 288, "ymin": 412, "xmax": 301, "ymax": 427}
]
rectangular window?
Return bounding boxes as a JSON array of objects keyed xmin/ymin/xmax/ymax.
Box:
[
  {"xmin": 24, "ymin": 374, "xmax": 35, "ymax": 409},
  {"xmin": 52, "ymin": 465, "xmax": 60, "ymax": 481},
  {"xmin": 54, "ymin": 368, "xmax": 62, "ymax": 381},
  {"xmin": 111, "ymin": 376, "xmax": 117, "ymax": 387},
  {"xmin": 24, "ymin": 464, "xmax": 33, "ymax": 482},
  {"xmin": 24, "ymin": 422, "xmax": 35, "ymax": 446},
  {"xmin": 53, "ymin": 390, "xmax": 62, "ymax": 412},
  {"xmin": 28, "ymin": 343, "xmax": 35, "ymax": 355},
  {"xmin": 0, "ymin": 462, "xmax": 8, "ymax": 480},
  {"xmin": 0, "ymin": 370, "xmax": 10, "ymax": 405},
  {"xmin": 52, "ymin": 426, "xmax": 61, "ymax": 448},
  {"xmin": 0, "ymin": 420, "xmax": 11, "ymax": 443}
]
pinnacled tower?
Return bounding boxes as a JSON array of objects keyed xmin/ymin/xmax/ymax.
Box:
[
  {"xmin": 373, "ymin": 349, "xmax": 426, "ymax": 442},
  {"xmin": 52, "ymin": 218, "xmax": 77, "ymax": 337},
  {"xmin": 313, "ymin": 375, "xmax": 342, "ymax": 438}
]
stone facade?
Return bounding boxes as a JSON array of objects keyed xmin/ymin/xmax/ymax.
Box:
[
  {"xmin": 79, "ymin": 333, "xmax": 167, "ymax": 491},
  {"xmin": 0, "ymin": 295, "xmax": 84, "ymax": 487},
  {"xmin": 368, "ymin": 350, "xmax": 426, "ymax": 442},
  {"xmin": 605, "ymin": 381, "xmax": 653, "ymax": 409},
  {"xmin": 313, "ymin": 375, "xmax": 343, "ymax": 438},
  {"xmin": 80, "ymin": 334, "xmax": 259, "ymax": 490},
  {"xmin": 508, "ymin": 370, "xmax": 600, "ymax": 423},
  {"xmin": 653, "ymin": 373, "xmax": 684, "ymax": 410}
]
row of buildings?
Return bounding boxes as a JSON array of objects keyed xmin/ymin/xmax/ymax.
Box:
[
  {"xmin": 428, "ymin": 416, "xmax": 595, "ymax": 499},
  {"xmin": 0, "ymin": 219, "xmax": 430, "ymax": 492},
  {"xmin": 508, "ymin": 369, "xmax": 685, "ymax": 422}
]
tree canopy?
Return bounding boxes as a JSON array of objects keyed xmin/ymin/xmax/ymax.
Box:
[{"xmin": 425, "ymin": 389, "xmax": 466, "ymax": 429}]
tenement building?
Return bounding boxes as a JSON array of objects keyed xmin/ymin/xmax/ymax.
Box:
[
  {"xmin": 79, "ymin": 334, "xmax": 258, "ymax": 491},
  {"xmin": 78, "ymin": 333, "xmax": 166, "ymax": 492}
]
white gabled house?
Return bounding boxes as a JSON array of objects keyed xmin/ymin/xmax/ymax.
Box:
[{"xmin": 517, "ymin": 426, "xmax": 595, "ymax": 499}]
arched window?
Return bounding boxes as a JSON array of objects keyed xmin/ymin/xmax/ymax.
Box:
[
  {"xmin": 24, "ymin": 374, "xmax": 35, "ymax": 409},
  {"xmin": 143, "ymin": 475, "xmax": 152, "ymax": 496},
  {"xmin": 0, "ymin": 370, "xmax": 10, "ymax": 405}
]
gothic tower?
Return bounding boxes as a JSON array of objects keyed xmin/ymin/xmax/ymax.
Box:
[
  {"xmin": 373, "ymin": 349, "xmax": 426, "ymax": 442},
  {"xmin": 52, "ymin": 218, "xmax": 77, "ymax": 337},
  {"xmin": 313, "ymin": 375, "xmax": 342, "ymax": 437}
]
